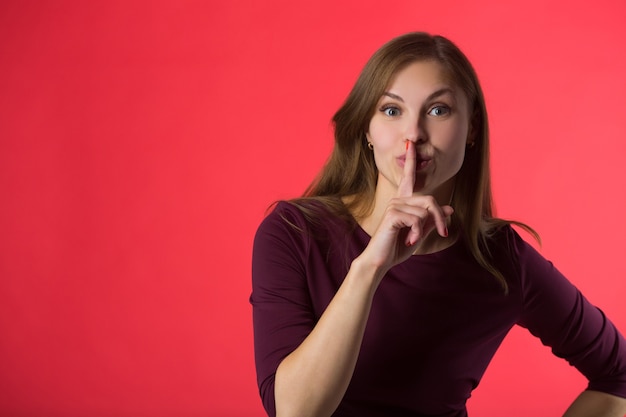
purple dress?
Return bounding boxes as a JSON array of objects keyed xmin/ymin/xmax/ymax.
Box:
[{"xmin": 251, "ymin": 201, "xmax": 626, "ymax": 416}]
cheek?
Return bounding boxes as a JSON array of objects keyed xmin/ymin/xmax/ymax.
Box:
[
  {"xmin": 368, "ymin": 123, "xmax": 397, "ymax": 150},
  {"xmin": 367, "ymin": 123, "xmax": 396, "ymax": 171},
  {"xmin": 451, "ymin": 147, "xmax": 466, "ymax": 172},
  {"xmin": 445, "ymin": 126, "xmax": 469, "ymax": 171}
]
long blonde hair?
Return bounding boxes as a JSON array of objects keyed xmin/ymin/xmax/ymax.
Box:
[{"xmin": 293, "ymin": 32, "xmax": 537, "ymax": 292}]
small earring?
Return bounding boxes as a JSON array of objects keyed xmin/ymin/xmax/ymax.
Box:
[
  {"xmin": 467, "ymin": 141, "xmax": 475, "ymax": 149},
  {"xmin": 367, "ymin": 142, "xmax": 374, "ymax": 150}
]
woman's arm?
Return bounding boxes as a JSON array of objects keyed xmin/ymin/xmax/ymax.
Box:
[
  {"xmin": 563, "ymin": 390, "xmax": 626, "ymax": 417},
  {"xmin": 272, "ymin": 141, "xmax": 452, "ymax": 417},
  {"xmin": 273, "ymin": 256, "xmax": 381, "ymax": 417},
  {"xmin": 511, "ymin": 231, "xmax": 626, "ymax": 416}
]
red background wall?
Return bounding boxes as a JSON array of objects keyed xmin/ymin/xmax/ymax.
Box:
[{"xmin": 1, "ymin": 1, "xmax": 625, "ymax": 416}]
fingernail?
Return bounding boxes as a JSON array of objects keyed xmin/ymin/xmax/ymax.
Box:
[
  {"xmin": 444, "ymin": 227, "xmax": 449, "ymax": 237},
  {"xmin": 405, "ymin": 140, "xmax": 409, "ymax": 151}
]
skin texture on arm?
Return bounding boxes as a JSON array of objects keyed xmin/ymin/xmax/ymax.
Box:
[
  {"xmin": 274, "ymin": 257, "xmax": 381, "ymax": 417},
  {"xmin": 563, "ymin": 391, "xmax": 626, "ymax": 417},
  {"xmin": 273, "ymin": 141, "xmax": 453, "ymax": 417}
]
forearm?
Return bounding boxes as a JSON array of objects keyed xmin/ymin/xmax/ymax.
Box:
[
  {"xmin": 563, "ymin": 390, "xmax": 626, "ymax": 417},
  {"xmin": 274, "ymin": 257, "xmax": 383, "ymax": 417}
]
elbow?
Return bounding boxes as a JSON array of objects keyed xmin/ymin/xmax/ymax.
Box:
[
  {"xmin": 274, "ymin": 373, "xmax": 336, "ymax": 417},
  {"xmin": 258, "ymin": 374, "xmax": 331, "ymax": 417},
  {"xmin": 258, "ymin": 374, "xmax": 277, "ymax": 417},
  {"xmin": 274, "ymin": 387, "xmax": 320, "ymax": 417}
]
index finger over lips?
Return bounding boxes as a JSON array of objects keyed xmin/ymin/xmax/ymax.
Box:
[{"xmin": 397, "ymin": 140, "xmax": 415, "ymax": 198}]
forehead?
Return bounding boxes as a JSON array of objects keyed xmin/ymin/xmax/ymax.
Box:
[
  {"xmin": 388, "ymin": 60, "xmax": 452, "ymax": 87},
  {"xmin": 386, "ymin": 60, "xmax": 458, "ymax": 96},
  {"xmin": 387, "ymin": 60, "xmax": 456, "ymax": 88}
]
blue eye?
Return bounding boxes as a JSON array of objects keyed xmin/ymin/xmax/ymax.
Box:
[
  {"xmin": 428, "ymin": 106, "xmax": 450, "ymax": 116},
  {"xmin": 381, "ymin": 106, "xmax": 401, "ymax": 117}
]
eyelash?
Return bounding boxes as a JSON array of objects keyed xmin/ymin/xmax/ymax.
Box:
[
  {"xmin": 428, "ymin": 105, "xmax": 451, "ymax": 116},
  {"xmin": 379, "ymin": 104, "xmax": 451, "ymax": 117},
  {"xmin": 380, "ymin": 105, "xmax": 401, "ymax": 117}
]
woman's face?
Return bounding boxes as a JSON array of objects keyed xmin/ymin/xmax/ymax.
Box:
[{"xmin": 366, "ymin": 60, "xmax": 472, "ymax": 203}]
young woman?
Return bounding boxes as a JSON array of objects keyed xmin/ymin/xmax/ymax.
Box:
[{"xmin": 250, "ymin": 32, "xmax": 626, "ymax": 417}]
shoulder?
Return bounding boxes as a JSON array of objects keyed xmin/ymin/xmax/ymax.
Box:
[
  {"xmin": 259, "ymin": 200, "xmax": 307, "ymax": 231},
  {"xmin": 252, "ymin": 202, "xmax": 312, "ymax": 285},
  {"xmin": 484, "ymin": 222, "xmax": 538, "ymax": 262},
  {"xmin": 255, "ymin": 199, "xmax": 353, "ymax": 252},
  {"xmin": 254, "ymin": 201, "xmax": 308, "ymax": 252},
  {"xmin": 258, "ymin": 200, "xmax": 333, "ymax": 234},
  {"xmin": 482, "ymin": 223, "xmax": 549, "ymax": 288},
  {"xmin": 252, "ymin": 199, "xmax": 356, "ymax": 290},
  {"xmin": 259, "ymin": 198, "xmax": 352, "ymax": 234},
  {"xmin": 486, "ymin": 223, "xmax": 576, "ymax": 298}
]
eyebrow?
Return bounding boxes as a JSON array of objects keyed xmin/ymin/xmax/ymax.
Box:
[{"xmin": 383, "ymin": 87, "xmax": 455, "ymax": 102}]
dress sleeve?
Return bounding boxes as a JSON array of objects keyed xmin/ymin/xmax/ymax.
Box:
[
  {"xmin": 250, "ymin": 203, "xmax": 317, "ymax": 417},
  {"xmin": 512, "ymin": 230, "xmax": 626, "ymax": 398}
]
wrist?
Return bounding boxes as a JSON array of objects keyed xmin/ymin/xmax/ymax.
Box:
[{"xmin": 349, "ymin": 255, "xmax": 387, "ymax": 292}]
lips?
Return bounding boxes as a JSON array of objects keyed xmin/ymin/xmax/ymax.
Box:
[
  {"xmin": 397, "ymin": 154, "xmax": 432, "ymax": 170},
  {"xmin": 416, "ymin": 154, "xmax": 432, "ymax": 170},
  {"xmin": 416, "ymin": 157, "xmax": 431, "ymax": 170}
]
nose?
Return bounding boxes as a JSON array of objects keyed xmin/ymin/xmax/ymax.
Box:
[{"xmin": 405, "ymin": 115, "xmax": 427, "ymax": 144}]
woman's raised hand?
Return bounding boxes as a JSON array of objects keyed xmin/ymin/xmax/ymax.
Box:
[{"xmin": 360, "ymin": 140, "xmax": 454, "ymax": 275}]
